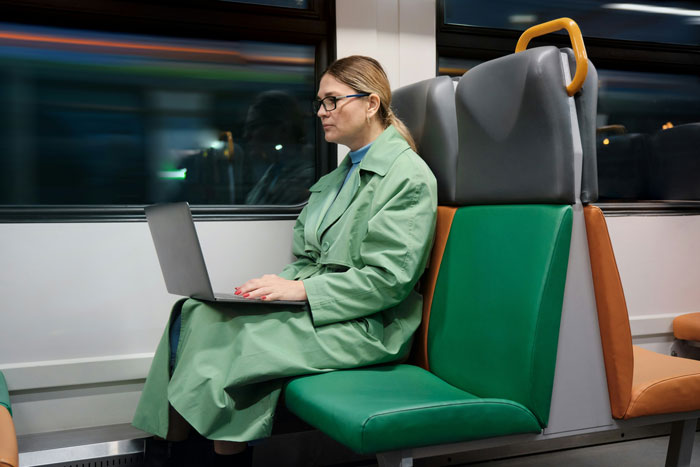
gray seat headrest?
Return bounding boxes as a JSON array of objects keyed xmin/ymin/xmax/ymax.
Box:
[
  {"xmin": 392, "ymin": 76, "xmax": 458, "ymax": 204},
  {"xmin": 454, "ymin": 46, "xmax": 576, "ymax": 205}
]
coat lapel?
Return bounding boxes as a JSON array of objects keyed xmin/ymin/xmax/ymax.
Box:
[
  {"xmin": 317, "ymin": 168, "xmax": 360, "ymax": 236},
  {"xmin": 303, "ymin": 164, "xmax": 348, "ymax": 250}
]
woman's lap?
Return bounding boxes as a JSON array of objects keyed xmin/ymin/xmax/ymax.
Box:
[{"xmin": 134, "ymin": 298, "xmax": 405, "ymax": 442}]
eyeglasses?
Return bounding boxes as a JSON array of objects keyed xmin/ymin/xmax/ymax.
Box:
[{"xmin": 313, "ymin": 93, "xmax": 370, "ymax": 113}]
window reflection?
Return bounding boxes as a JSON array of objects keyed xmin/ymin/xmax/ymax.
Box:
[
  {"xmin": 220, "ymin": 0, "xmax": 308, "ymax": 8},
  {"xmin": 597, "ymin": 70, "xmax": 700, "ymax": 200},
  {"xmin": 443, "ymin": 0, "xmax": 700, "ymax": 46},
  {"xmin": 0, "ymin": 23, "xmax": 317, "ymax": 206}
]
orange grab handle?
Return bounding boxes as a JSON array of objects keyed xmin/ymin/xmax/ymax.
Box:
[{"xmin": 515, "ymin": 17, "xmax": 588, "ymax": 96}]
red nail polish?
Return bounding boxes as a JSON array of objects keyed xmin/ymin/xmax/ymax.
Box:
[
  {"xmin": 235, "ymin": 290, "xmax": 241, "ymax": 295},
  {"xmin": 261, "ymin": 296, "xmax": 266, "ymax": 300},
  {"xmin": 243, "ymin": 293, "xmax": 250, "ymax": 298}
]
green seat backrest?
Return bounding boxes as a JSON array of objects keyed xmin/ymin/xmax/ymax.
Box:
[{"xmin": 428, "ymin": 204, "xmax": 572, "ymax": 426}]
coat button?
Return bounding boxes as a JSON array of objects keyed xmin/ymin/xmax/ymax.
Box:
[{"xmin": 322, "ymin": 241, "xmax": 330, "ymax": 252}]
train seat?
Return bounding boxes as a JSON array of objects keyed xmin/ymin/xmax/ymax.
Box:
[
  {"xmin": 562, "ymin": 47, "xmax": 598, "ymax": 206},
  {"xmin": 390, "ymin": 75, "xmax": 458, "ymax": 205},
  {"xmin": 0, "ymin": 372, "xmax": 18, "ymax": 467},
  {"xmin": 649, "ymin": 123, "xmax": 700, "ymax": 200},
  {"xmin": 671, "ymin": 313, "xmax": 700, "ymax": 360},
  {"xmin": 674, "ymin": 313, "xmax": 700, "ymax": 341},
  {"xmin": 652, "ymin": 124, "xmax": 700, "ymax": 360},
  {"xmin": 596, "ymin": 133, "xmax": 651, "ymax": 200},
  {"xmin": 285, "ymin": 36, "xmax": 578, "ymax": 465},
  {"xmin": 584, "ymin": 205, "xmax": 700, "ymax": 457}
]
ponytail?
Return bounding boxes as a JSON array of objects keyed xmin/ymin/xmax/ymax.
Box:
[{"xmin": 385, "ymin": 107, "xmax": 417, "ymax": 153}]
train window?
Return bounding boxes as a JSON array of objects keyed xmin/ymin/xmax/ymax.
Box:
[
  {"xmin": 438, "ymin": 57, "xmax": 482, "ymax": 76},
  {"xmin": 597, "ymin": 69, "xmax": 700, "ymax": 201},
  {"xmin": 0, "ymin": 1, "xmax": 335, "ymax": 221},
  {"xmin": 221, "ymin": 0, "xmax": 309, "ymax": 8},
  {"xmin": 443, "ymin": 0, "xmax": 700, "ymax": 46},
  {"xmin": 438, "ymin": 0, "xmax": 700, "ymax": 210},
  {"xmin": 0, "ymin": 23, "xmax": 317, "ymax": 208}
]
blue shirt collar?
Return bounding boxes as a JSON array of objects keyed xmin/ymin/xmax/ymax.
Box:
[{"xmin": 348, "ymin": 141, "xmax": 372, "ymax": 165}]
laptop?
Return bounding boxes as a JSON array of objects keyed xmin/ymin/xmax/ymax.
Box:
[{"xmin": 145, "ymin": 202, "xmax": 306, "ymax": 306}]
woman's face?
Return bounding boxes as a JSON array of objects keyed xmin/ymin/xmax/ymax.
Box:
[{"xmin": 316, "ymin": 74, "xmax": 370, "ymax": 151}]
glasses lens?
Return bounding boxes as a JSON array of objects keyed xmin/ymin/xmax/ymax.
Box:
[
  {"xmin": 313, "ymin": 96, "xmax": 339, "ymax": 113},
  {"xmin": 312, "ymin": 99, "xmax": 321, "ymax": 113}
]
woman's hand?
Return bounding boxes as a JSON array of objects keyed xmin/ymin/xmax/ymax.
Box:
[{"xmin": 235, "ymin": 274, "xmax": 307, "ymax": 302}]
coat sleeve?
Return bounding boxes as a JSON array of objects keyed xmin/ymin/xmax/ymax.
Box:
[
  {"xmin": 302, "ymin": 165, "xmax": 437, "ymax": 326},
  {"xmin": 278, "ymin": 204, "xmax": 314, "ymax": 280}
]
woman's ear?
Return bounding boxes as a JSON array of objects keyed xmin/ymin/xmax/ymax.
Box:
[{"xmin": 367, "ymin": 93, "xmax": 381, "ymax": 118}]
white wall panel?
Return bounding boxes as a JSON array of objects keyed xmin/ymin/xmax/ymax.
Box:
[
  {"xmin": 607, "ymin": 215, "xmax": 700, "ymax": 320},
  {"xmin": 0, "ymin": 220, "xmax": 295, "ymax": 366},
  {"xmin": 12, "ymin": 386, "xmax": 144, "ymax": 436},
  {"xmin": 0, "ymin": 219, "xmax": 295, "ymax": 434}
]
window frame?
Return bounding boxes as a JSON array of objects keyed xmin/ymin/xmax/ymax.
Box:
[
  {"xmin": 436, "ymin": 0, "xmax": 700, "ymax": 216},
  {"xmin": 0, "ymin": 0, "xmax": 337, "ymax": 222}
]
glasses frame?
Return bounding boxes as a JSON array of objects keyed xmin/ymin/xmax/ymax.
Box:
[{"xmin": 313, "ymin": 93, "xmax": 370, "ymax": 113}]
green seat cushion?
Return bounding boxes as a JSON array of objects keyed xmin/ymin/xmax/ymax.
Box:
[
  {"xmin": 0, "ymin": 371, "xmax": 11, "ymax": 416},
  {"xmin": 285, "ymin": 364, "xmax": 541, "ymax": 454}
]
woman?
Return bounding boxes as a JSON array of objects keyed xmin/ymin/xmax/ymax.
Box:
[{"xmin": 133, "ymin": 55, "xmax": 438, "ymax": 466}]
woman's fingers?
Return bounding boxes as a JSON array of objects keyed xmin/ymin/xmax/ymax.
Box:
[
  {"xmin": 235, "ymin": 276, "xmax": 267, "ymax": 295},
  {"xmin": 233, "ymin": 274, "xmax": 306, "ymax": 301},
  {"xmin": 234, "ymin": 275, "xmax": 280, "ymax": 297},
  {"xmin": 245, "ymin": 286, "xmax": 273, "ymax": 300}
]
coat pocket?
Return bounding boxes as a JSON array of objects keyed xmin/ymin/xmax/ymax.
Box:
[{"xmin": 357, "ymin": 314, "xmax": 385, "ymax": 342}]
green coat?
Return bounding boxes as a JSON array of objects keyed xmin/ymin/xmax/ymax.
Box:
[{"xmin": 132, "ymin": 125, "xmax": 437, "ymax": 442}]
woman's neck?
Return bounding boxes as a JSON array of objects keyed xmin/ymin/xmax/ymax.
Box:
[{"xmin": 347, "ymin": 120, "xmax": 385, "ymax": 152}]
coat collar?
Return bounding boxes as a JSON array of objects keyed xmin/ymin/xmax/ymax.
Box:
[
  {"xmin": 356, "ymin": 125, "xmax": 410, "ymax": 176},
  {"xmin": 307, "ymin": 125, "xmax": 411, "ymax": 242}
]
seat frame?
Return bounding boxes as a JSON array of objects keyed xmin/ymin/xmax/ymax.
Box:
[{"xmin": 375, "ymin": 411, "xmax": 699, "ymax": 467}]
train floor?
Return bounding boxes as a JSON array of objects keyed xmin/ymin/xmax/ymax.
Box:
[{"xmin": 18, "ymin": 424, "xmax": 700, "ymax": 467}]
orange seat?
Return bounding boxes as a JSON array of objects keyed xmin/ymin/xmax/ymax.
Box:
[
  {"xmin": 673, "ymin": 312, "xmax": 700, "ymax": 342},
  {"xmin": 0, "ymin": 406, "xmax": 18, "ymax": 467},
  {"xmin": 584, "ymin": 205, "xmax": 700, "ymax": 419},
  {"xmin": 628, "ymin": 346, "xmax": 700, "ymax": 418},
  {"xmin": 0, "ymin": 371, "xmax": 17, "ymax": 467}
]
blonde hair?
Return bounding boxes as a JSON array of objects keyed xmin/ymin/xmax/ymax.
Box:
[{"xmin": 324, "ymin": 55, "xmax": 417, "ymax": 152}]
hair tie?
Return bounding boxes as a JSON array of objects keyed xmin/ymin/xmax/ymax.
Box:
[{"xmin": 384, "ymin": 107, "xmax": 394, "ymax": 124}]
